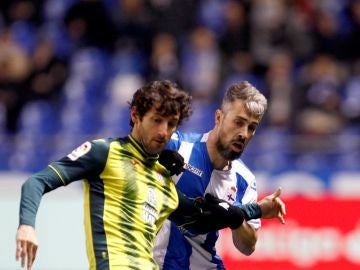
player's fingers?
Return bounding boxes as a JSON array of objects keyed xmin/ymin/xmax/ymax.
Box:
[
  {"xmin": 277, "ymin": 197, "xmax": 286, "ymax": 215},
  {"xmin": 31, "ymin": 244, "xmax": 37, "ymax": 269},
  {"xmin": 27, "ymin": 243, "xmax": 34, "ymax": 270},
  {"xmin": 32, "ymin": 244, "xmax": 38, "ymax": 263},
  {"xmin": 274, "ymin": 198, "xmax": 286, "ymax": 216},
  {"xmin": 20, "ymin": 240, "xmax": 27, "ymax": 268},
  {"xmin": 275, "ymin": 197, "xmax": 286, "ymax": 224},
  {"xmin": 15, "ymin": 240, "xmax": 22, "ymax": 261},
  {"xmin": 278, "ymin": 213, "xmax": 286, "ymax": 224},
  {"xmin": 272, "ymin": 187, "xmax": 282, "ymax": 199}
]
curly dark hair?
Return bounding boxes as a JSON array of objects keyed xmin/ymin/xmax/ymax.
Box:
[{"xmin": 129, "ymin": 80, "xmax": 192, "ymax": 127}]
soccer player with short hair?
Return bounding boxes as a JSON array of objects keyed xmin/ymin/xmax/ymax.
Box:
[{"xmin": 154, "ymin": 81, "xmax": 286, "ymax": 270}]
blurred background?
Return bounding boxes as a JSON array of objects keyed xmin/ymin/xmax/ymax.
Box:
[{"xmin": 0, "ymin": 0, "xmax": 359, "ymax": 269}]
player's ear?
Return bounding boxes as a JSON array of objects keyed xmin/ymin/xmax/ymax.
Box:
[
  {"xmin": 130, "ymin": 106, "xmax": 140, "ymax": 124},
  {"xmin": 215, "ymin": 109, "xmax": 222, "ymax": 125}
]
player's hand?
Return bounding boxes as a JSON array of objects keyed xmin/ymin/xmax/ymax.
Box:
[
  {"xmin": 200, "ymin": 193, "xmax": 245, "ymax": 229},
  {"xmin": 159, "ymin": 149, "xmax": 184, "ymax": 176},
  {"xmin": 16, "ymin": 224, "xmax": 38, "ymax": 270},
  {"xmin": 258, "ymin": 187, "xmax": 286, "ymax": 224}
]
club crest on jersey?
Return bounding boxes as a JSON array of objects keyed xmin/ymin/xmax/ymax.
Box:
[
  {"xmin": 226, "ymin": 186, "xmax": 237, "ymax": 202},
  {"xmin": 67, "ymin": 141, "xmax": 91, "ymax": 161}
]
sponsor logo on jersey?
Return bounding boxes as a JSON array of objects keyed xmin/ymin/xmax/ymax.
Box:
[
  {"xmin": 250, "ymin": 181, "xmax": 257, "ymax": 191},
  {"xmin": 184, "ymin": 163, "xmax": 203, "ymax": 177},
  {"xmin": 67, "ymin": 141, "xmax": 91, "ymax": 161},
  {"xmin": 143, "ymin": 188, "xmax": 158, "ymax": 225}
]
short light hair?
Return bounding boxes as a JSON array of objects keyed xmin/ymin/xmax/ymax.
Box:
[{"xmin": 221, "ymin": 81, "xmax": 267, "ymax": 117}]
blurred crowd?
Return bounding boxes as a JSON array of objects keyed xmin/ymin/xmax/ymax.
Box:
[{"xmin": 0, "ymin": 0, "xmax": 359, "ymax": 172}]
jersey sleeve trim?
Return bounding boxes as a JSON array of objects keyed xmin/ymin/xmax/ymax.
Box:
[{"xmin": 48, "ymin": 164, "xmax": 66, "ymax": 185}]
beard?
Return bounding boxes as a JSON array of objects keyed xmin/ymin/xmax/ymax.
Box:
[{"xmin": 215, "ymin": 138, "xmax": 243, "ymax": 161}]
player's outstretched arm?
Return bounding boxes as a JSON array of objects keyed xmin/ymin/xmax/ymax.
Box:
[
  {"xmin": 16, "ymin": 225, "xmax": 38, "ymax": 270},
  {"xmin": 170, "ymin": 193, "xmax": 246, "ymax": 234},
  {"xmin": 258, "ymin": 187, "xmax": 286, "ymax": 224}
]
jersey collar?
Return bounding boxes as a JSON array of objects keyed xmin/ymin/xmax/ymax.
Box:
[{"xmin": 128, "ymin": 135, "xmax": 159, "ymax": 163}]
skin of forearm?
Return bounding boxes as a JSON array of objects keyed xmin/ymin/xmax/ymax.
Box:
[{"xmin": 231, "ymin": 222, "xmax": 258, "ymax": 256}]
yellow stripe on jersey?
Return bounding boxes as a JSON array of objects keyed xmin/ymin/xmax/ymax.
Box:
[{"xmin": 83, "ymin": 180, "xmax": 97, "ymax": 270}]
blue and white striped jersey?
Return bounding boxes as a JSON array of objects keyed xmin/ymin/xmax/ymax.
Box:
[{"xmin": 154, "ymin": 131, "xmax": 261, "ymax": 270}]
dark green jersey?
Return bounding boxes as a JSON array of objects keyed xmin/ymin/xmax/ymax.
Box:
[{"xmin": 19, "ymin": 136, "xmax": 179, "ymax": 270}]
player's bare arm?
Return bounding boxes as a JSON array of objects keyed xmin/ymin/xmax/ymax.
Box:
[
  {"xmin": 230, "ymin": 187, "xmax": 287, "ymax": 255},
  {"xmin": 232, "ymin": 220, "xmax": 258, "ymax": 255}
]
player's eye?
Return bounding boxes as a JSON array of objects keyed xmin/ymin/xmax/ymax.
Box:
[
  {"xmin": 248, "ymin": 125, "xmax": 257, "ymax": 133},
  {"xmin": 154, "ymin": 118, "xmax": 162, "ymax": 123},
  {"xmin": 234, "ymin": 119, "xmax": 245, "ymax": 127},
  {"xmin": 168, "ymin": 120, "xmax": 178, "ymax": 129}
]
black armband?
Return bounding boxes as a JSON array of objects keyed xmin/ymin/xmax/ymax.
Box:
[{"xmin": 239, "ymin": 203, "xmax": 262, "ymax": 220}]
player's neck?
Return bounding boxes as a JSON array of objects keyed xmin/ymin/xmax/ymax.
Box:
[
  {"xmin": 207, "ymin": 131, "xmax": 230, "ymax": 170},
  {"xmin": 210, "ymin": 153, "xmax": 231, "ymax": 170}
]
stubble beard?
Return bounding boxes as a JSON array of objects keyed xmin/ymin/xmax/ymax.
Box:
[{"xmin": 215, "ymin": 138, "xmax": 243, "ymax": 161}]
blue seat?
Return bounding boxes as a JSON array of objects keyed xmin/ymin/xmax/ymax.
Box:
[
  {"xmin": 17, "ymin": 100, "xmax": 59, "ymax": 136},
  {"xmin": 179, "ymin": 100, "xmax": 217, "ymax": 133},
  {"xmin": 0, "ymin": 135, "xmax": 12, "ymax": 170},
  {"xmin": 247, "ymin": 127, "xmax": 293, "ymax": 171},
  {"xmin": 0, "ymin": 104, "xmax": 7, "ymax": 136},
  {"xmin": 59, "ymin": 102, "xmax": 100, "ymax": 136},
  {"xmin": 8, "ymin": 134, "xmax": 53, "ymax": 172},
  {"xmin": 10, "ymin": 21, "xmax": 37, "ymax": 54},
  {"xmin": 98, "ymin": 103, "xmax": 130, "ymax": 137},
  {"xmin": 62, "ymin": 48, "xmax": 111, "ymax": 105},
  {"xmin": 70, "ymin": 47, "xmax": 111, "ymax": 84},
  {"xmin": 110, "ymin": 49, "xmax": 146, "ymax": 77},
  {"xmin": 41, "ymin": 21, "xmax": 72, "ymax": 58}
]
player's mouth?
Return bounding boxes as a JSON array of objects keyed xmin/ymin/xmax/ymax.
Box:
[
  {"xmin": 154, "ymin": 138, "xmax": 166, "ymax": 146},
  {"xmin": 231, "ymin": 141, "xmax": 244, "ymax": 152}
]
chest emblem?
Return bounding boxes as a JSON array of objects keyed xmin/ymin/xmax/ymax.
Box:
[
  {"xmin": 226, "ymin": 186, "xmax": 237, "ymax": 202},
  {"xmin": 131, "ymin": 159, "xmax": 139, "ymax": 165}
]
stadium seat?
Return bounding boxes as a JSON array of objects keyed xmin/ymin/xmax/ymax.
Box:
[
  {"xmin": 8, "ymin": 134, "xmax": 53, "ymax": 172},
  {"xmin": 247, "ymin": 127, "xmax": 293, "ymax": 171},
  {"xmin": 0, "ymin": 135, "xmax": 12, "ymax": 170},
  {"xmin": 98, "ymin": 102, "xmax": 130, "ymax": 138},
  {"xmin": 110, "ymin": 48, "xmax": 146, "ymax": 77},
  {"xmin": 10, "ymin": 21, "xmax": 37, "ymax": 54},
  {"xmin": 17, "ymin": 100, "xmax": 59, "ymax": 136},
  {"xmin": 59, "ymin": 101, "xmax": 100, "ymax": 136},
  {"xmin": 179, "ymin": 99, "xmax": 217, "ymax": 133}
]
